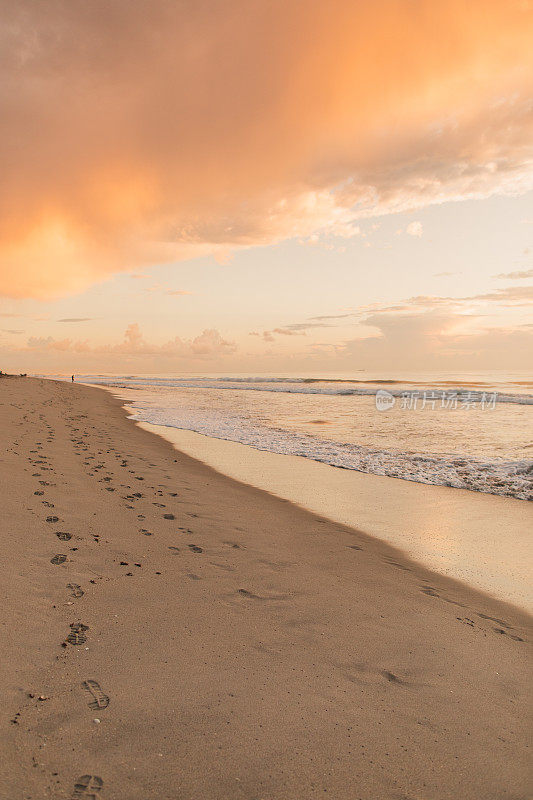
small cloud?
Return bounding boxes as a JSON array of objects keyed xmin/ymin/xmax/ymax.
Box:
[
  {"xmin": 57, "ymin": 317, "xmax": 93, "ymax": 322},
  {"xmin": 309, "ymin": 312, "xmax": 356, "ymax": 321},
  {"xmin": 406, "ymin": 221, "xmax": 423, "ymax": 237},
  {"xmin": 129, "ymin": 274, "xmax": 150, "ymax": 279},
  {"xmin": 272, "ymin": 327, "xmax": 306, "ymax": 336},
  {"xmin": 433, "ymin": 271, "xmax": 456, "ymax": 277},
  {"xmin": 493, "ymin": 268, "xmax": 533, "ymax": 280},
  {"xmin": 284, "ymin": 322, "xmax": 332, "ymax": 331},
  {"xmin": 166, "ymin": 289, "xmax": 192, "ymax": 296},
  {"xmin": 1, "ymin": 329, "xmax": 23, "ymax": 334},
  {"xmin": 27, "ymin": 335, "xmax": 72, "ymax": 351}
]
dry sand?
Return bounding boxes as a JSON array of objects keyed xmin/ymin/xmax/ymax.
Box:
[{"xmin": 0, "ymin": 376, "xmax": 530, "ymax": 800}]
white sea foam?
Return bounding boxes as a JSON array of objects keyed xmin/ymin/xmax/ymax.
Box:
[{"xmin": 123, "ymin": 401, "xmax": 532, "ymax": 500}]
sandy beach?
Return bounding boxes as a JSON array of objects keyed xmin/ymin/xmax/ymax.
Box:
[{"xmin": 1, "ymin": 376, "xmax": 530, "ymax": 800}]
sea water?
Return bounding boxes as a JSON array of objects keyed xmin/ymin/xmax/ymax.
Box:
[{"xmin": 66, "ymin": 371, "xmax": 532, "ymax": 501}]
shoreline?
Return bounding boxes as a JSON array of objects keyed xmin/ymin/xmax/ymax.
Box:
[
  {"xmin": 1, "ymin": 377, "xmax": 530, "ymax": 800},
  {"xmin": 72, "ymin": 374, "xmax": 532, "ymax": 502},
  {"xmin": 116, "ymin": 405, "xmax": 532, "ymax": 612}
]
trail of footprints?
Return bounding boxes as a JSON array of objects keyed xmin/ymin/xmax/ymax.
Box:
[
  {"xmin": 420, "ymin": 585, "xmax": 525, "ymax": 641},
  {"xmin": 21, "ymin": 407, "xmax": 107, "ymax": 795},
  {"xmin": 16, "ymin": 399, "xmax": 110, "ymax": 797},
  {"xmin": 35, "ymin": 397, "xmax": 220, "ymax": 795},
  {"xmin": 378, "ymin": 555, "xmax": 526, "ymax": 642}
]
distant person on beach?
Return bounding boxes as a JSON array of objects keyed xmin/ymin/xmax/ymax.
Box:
[{"xmin": 71, "ymin": 375, "xmax": 74, "ymax": 382}]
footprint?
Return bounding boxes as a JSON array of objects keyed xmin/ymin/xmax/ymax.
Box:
[
  {"xmin": 338, "ymin": 661, "xmax": 414, "ymax": 688},
  {"xmin": 51, "ymin": 554, "xmax": 67, "ymax": 565},
  {"xmin": 34, "ymin": 490, "xmax": 44, "ymax": 496},
  {"xmin": 237, "ymin": 588, "xmax": 290, "ymax": 601},
  {"xmin": 66, "ymin": 622, "xmax": 89, "ymax": 645},
  {"xmin": 188, "ymin": 544, "xmax": 203, "ymax": 553},
  {"xmin": 163, "ymin": 513, "xmax": 175, "ymax": 520},
  {"xmin": 46, "ymin": 515, "xmax": 59, "ymax": 523},
  {"xmin": 210, "ymin": 561, "xmax": 236, "ymax": 572},
  {"xmin": 477, "ymin": 612, "xmax": 511, "ymax": 629},
  {"xmin": 238, "ymin": 588, "xmax": 261, "ymax": 599},
  {"xmin": 493, "ymin": 627, "xmax": 524, "ymax": 642},
  {"xmin": 381, "ymin": 670, "xmax": 408, "ymax": 685},
  {"xmin": 67, "ymin": 583, "xmax": 84, "ymax": 598},
  {"xmin": 56, "ymin": 532, "xmax": 72, "ymax": 541},
  {"xmin": 82, "ymin": 680, "xmax": 110, "ymax": 710},
  {"xmin": 71, "ymin": 775, "xmax": 103, "ymax": 798},
  {"xmin": 420, "ymin": 585, "xmax": 465, "ymax": 607},
  {"xmin": 385, "ymin": 558, "xmax": 411, "ymax": 572}
]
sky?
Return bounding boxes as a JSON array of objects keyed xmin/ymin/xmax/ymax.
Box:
[{"xmin": 0, "ymin": 0, "xmax": 532, "ymax": 374}]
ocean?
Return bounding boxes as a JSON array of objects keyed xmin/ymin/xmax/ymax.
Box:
[{"xmin": 64, "ymin": 371, "xmax": 532, "ymax": 501}]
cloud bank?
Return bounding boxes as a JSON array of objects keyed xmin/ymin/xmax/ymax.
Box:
[
  {"xmin": 25, "ymin": 324, "xmax": 235, "ymax": 359},
  {"xmin": 1, "ymin": 0, "xmax": 532, "ymax": 298}
]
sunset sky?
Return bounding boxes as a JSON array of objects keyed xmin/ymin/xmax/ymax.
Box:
[{"xmin": 1, "ymin": 0, "xmax": 532, "ymax": 374}]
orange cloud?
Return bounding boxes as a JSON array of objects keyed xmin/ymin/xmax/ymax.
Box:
[{"xmin": 1, "ymin": 0, "xmax": 532, "ymax": 298}]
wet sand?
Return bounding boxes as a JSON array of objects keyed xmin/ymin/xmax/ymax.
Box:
[
  {"xmin": 135, "ymin": 421, "xmax": 533, "ymax": 610},
  {"xmin": 0, "ymin": 376, "xmax": 530, "ymax": 800}
]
